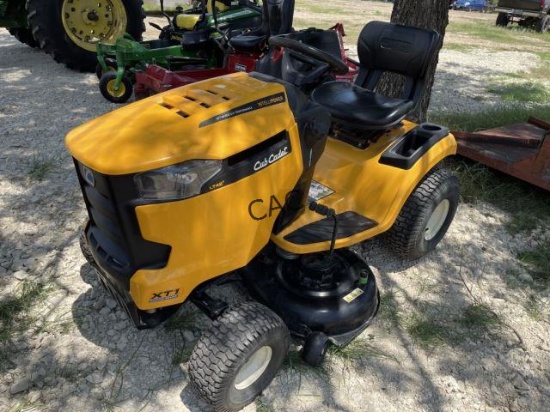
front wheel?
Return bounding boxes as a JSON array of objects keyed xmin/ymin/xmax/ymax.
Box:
[
  {"xmin": 189, "ymin": 302, "xmax": 290, "ymax": 412},
  {"xmin": 95, "ymin": 58, "xmax": 118, "ymax": 79},
  {"xmin": 302, "ymin": 331, "xmax": 330, "ymax": 367},
  {"xmin": 99, "ymin": 72, "xmax": 133, "ymax": 103},
  {"xmin": 384, "ymin": 167, "xmax": 459, "ymax": 260}
]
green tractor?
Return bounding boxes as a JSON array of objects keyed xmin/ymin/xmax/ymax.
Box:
[{"xmin": 0, "ymin": 0, "xmax": 146, "ymax": 71}]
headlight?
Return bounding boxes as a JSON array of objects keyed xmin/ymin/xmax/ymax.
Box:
[{"xmin": 134, "ymin": 160, "xmax": 222, "ymax": 200}]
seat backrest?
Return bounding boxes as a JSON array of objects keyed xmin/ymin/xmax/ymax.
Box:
[
  {"xmin": 265, "ymin": 0, "xmax": 295, "ymax": 36},
  {"xmin": 355, "ymin": 21, "xmax": 440, "ymax": 104}
]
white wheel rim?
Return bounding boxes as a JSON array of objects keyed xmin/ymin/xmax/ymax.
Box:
[
  {"xmin": 424, "ymin": 199, "xmax": 450, "ymax": 241},
  {"xmin": 234, "ymin": 346, "xmax": 272, "ymax": 390}
]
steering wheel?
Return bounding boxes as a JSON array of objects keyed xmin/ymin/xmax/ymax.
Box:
[{"xmin": 269, "ymin": 34, "xmax": 349, "ymax": 75}]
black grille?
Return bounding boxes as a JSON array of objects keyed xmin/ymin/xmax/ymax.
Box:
[{"xmin": 74, "ymin": 160, "xmax": 171, "ymax": 290}]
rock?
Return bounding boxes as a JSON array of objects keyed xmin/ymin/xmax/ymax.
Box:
[
  {"xmin": 9, "ymin": 377, "xmax": 30, "ymax": 394},
  {"xmin": 183, "ymin": 330, "xmax": 196, "ymax": 343},
  {"xmin": 114, "ymin": 320, "xmax": 128, "ymax": 331},
  {"xmin": 518, "ymin": 272, "xmax": 534, "ymax": 283},
  {"xmin": 28, "ymin": 390, "xmax": 41, "ymax": 403},
  {"xmin": 13, "ymin": 270, "xmax": 28, "ymax": 280},
  {"xmin": 85, "ymin": 372, "xmax": 103, "ymax": 385},
  {"xmin": 92, "ymin": 298, "xmax": 105, "ymax": 310},
  {"xmin": 513, "ymin": 375, "xmax": 529, "ymax": 392},
  {"xmin": 99, "ymin": 307, "xmax": 111, "ymax": 316},
  {"xmin": 105, "ymin": 298, "xmax": 117, "ymax": 310}
]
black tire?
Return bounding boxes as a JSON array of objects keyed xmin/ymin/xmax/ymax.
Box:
[
  {"xmin": 536, "ymin": 15, "xmax": 550, "ymax": 33},
  {"xmin": 496, "ymin": 12, "xmax": 509, "ymax": 27},
  {"xmin": 26, "ymin": 0, "xmax": 145, "ymax": 72},
  {"xmin": 99, "ymin": 71, "xmax": 133, "ymax": 103},
  {"xmin": 302, "ymin": 331, "xmax": 330, "ymax": 367},
  {"xmin": 8, "ymin": 27, "xmax": 39, "ymax": 48},
  {"xmin": 384, "ymin": 167, "xmax": 459, "ymax": 260},
  {"xmin": 95, "ymin": 58, "xmax": 118, "ymax": 79},
  {"xmin": 189, "ymin": 302, "xmax": 290, "ymax": 412}
]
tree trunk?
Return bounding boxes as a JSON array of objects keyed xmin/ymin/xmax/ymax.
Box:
[{"xmin": 377, "ymin": 0, "xmax": 451, "ymax": 122}]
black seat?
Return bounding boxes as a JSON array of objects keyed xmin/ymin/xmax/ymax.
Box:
[
  {"xmin": 311, "ymin": 21, "xmax": 440, "ymax": 130},
  {"xmin": 229, "ymin": 0, "xmax": 294, "ymax": 52}
]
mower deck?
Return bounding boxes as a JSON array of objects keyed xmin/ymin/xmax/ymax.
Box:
[{"xmin": 453, "ymin": 117, "xmax": 550, "ymax": 191}]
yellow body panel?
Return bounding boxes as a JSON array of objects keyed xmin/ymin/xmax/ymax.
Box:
[
  {"xmin": 271, "ymin": 120, "xmax": 457, "ymax": 254},
  {"xmin": 175, "ymin": 14, "xmax": 201, "ymax": 30},
  {"xmin": 66, "ymin": 73, "xmax": 295, "ymax": 175},
  {"xmin": 67, "ymin": 71, "xmax": 457, "ymax": 311},
  {"xmin": 130, "ymin": 124, "xmax": 303, "ymax": 309}
]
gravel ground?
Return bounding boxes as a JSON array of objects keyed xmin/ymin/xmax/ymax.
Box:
[{"xmin": 1, "ymin": 6, "xmax": 550, "ymax": 412}]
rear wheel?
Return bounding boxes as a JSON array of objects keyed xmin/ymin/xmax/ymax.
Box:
[
  {"xmin": 26, "ymin": 0, "xmax": 145, "ymax": 72},
  {"xmin": 384, "ymin": 167, "xmax": 459, "ymax": 260},
  {"xmin": 496, "ymin": 12, "xmax": 509, "ymax": 27},
  {"xmin": 8, "ymin": 27, "xmax": 39, "ymax": 48},
  {"xmin": 537, "ymin": 15, "xmax": 550, "ymax": 33},
  {"xmin": 189, "ymin": 302, "xmax": 290, "ymax": 412}
]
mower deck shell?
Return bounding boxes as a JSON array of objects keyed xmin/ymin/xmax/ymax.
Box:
[{"xmin": 453, "ymin": 117, "xmax": 550, "ymax": 191}]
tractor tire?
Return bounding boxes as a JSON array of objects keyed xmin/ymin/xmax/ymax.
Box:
[
  {"xmin": 99, "ymin": 71, "xmax": 133, "ymax": 103},
  {"xmin": 536, "ymin": 15, "xmax": 550, "ymax": 33},
  {"xmin": 8, "ymin": 27, "xmax": 39, "ymax": 48},
  {"xmin": 189, "ymin": 302, "xmax": 290, "ymax": 412},
  {"xmin": 26, "ymin": 0, "xmax": 145, "ymax": 72},
  {"xmin": 496, "ymin": 12, "xmax": 509, "ymax": 27},
  {"xmin": 384, "ymin": 167, "xmax": 459, "ymax": 260}
]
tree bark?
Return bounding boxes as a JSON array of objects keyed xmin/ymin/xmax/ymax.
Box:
[{"xmin": 377, "ymin": 0, "xmax": 451, "ymax": 122}]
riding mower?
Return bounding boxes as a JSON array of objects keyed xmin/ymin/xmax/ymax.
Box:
[
  {"xmin": 96, "ymin": 0, "xmax": 262, "ymax": 103},
  {"xmin": 67, "ymin": 19, "xmax": 459, "ymax": 412},
  {"xmin": 133, "ymin": 0, "xmax": 358, "ymax": 99}
]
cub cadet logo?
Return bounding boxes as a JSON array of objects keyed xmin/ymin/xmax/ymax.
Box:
[
  {"xmin": 247, "ymin": 190, "xmax": 301, "ymax": 221},
  {"xmin": 149, "ymin": 289, "xmax": 179, "ymax": 303},
  {"xmin": 248, "ymin": 196, "xmax": 283, "ymax": 221},
  {"xmin": 253, "ymin": 146, "xmax": 289, "ymax": 172}
]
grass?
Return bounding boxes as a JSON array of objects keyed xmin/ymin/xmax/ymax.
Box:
[
  {"xmin": 171, "ymin": 346, "xmax": 193, "ymax": 365},
  {"xmin": 517, "ymin": 240, "xmax": 550, "ymax": 282},
  {"xmin": 255, "ymin": 397, "xmax": 276, "ymax": 412},
  {"xmin": 27, "ymin": 155, "xmax": 57, "ymax": 181},
  {"xmin": 404, "ymin": 313, "xmax": 450, "ymax": 349},
  {"xmin": 376, "ymin": 290, "xmax": 401, "ymax": 330},
  {"xmin": 430, "ymin": 105, "xmax": 550, "ymax": 132},
  {"xmin": 163, "ymin": 310, "xmax": 198, "ymax": 332},
  {"xmin": 446, "ymin": 21, "xmax": 550, "ymax": 49},
  {"xmin": 486, "ymin": 82, "xmax": 550, "ymax": 102},
  {"xmin": 458, "ymin": 303, "xmax": 501, "ymax": 330},
  {"xmin": 441, "ymin": 159, "xmax": 550, "ymax": 235},
  {"xmin": 524, "ymin": 295, "xmax": 546, "ymax": 321},
  {"xmin": 328, "ymin": 338, "xmax": 398, "ymax": 365},
  {"xmin": 0, "ymin": 280, "xmax": 49, "ymax": 370}
]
